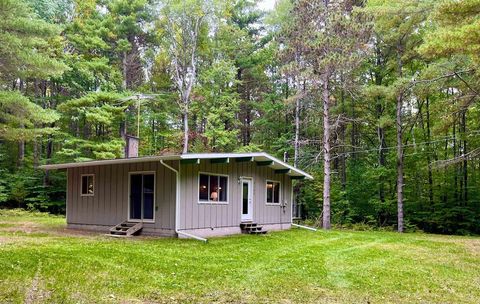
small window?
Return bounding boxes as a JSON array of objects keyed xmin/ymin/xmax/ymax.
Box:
[
  {"xmin": 199, "ymin": 173, "xmax": 228, "ymax": 203},
  {"xmin": 81, "ymin": 174, "xmax": 94, "ymax": 196},
  {"xmin": 266, "ymin": 181, "xmax": 280, "ymax": 204}
]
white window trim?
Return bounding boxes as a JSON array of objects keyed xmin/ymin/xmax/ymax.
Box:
[
  {"xmin": 80, "ymin": 174, "xmax": 95, "ymax": 197},
  {"xmin": 265, "ymin": 179, "xmax": 281, "ymax": 205},
  {"xmin": 198, "ymin": 171, "xmax": 229, "ymax": 205},
  {"xmin": 128, "ymin": 171, "xmax": 156, "ymax": 223}
]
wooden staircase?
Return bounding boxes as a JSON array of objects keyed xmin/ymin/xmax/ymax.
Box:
[
  {"xmin": 240, "ymin": 222, "xmax": 267, "ymax": 235},
  {"xmin": 108, "ymin": 221, "xmax": 143, "ymax": 237}
]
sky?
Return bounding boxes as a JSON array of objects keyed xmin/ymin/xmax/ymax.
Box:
[{"xmin": 258, "ymin": 0, "xmax": 276, "ymax": 11}]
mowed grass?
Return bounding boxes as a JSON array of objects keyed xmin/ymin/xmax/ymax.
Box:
[{"xmin": 0, "ymin": 210, "xmax": 479, "ymax": 303}]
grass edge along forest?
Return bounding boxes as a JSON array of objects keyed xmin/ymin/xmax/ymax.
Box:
[{"xmin": 0, "ymin": 209, "xmax": 479, "ymax": 303}]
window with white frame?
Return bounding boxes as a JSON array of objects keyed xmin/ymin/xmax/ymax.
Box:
[
  {"xmin": 266, "ymin": 180, "xmax": 280, "ymax": 204},
  {"xmin": 81, "ymin": 174, "xmax": 94, "ymax": 196},
  {"xmin": 199, "ymin": 173, "xmax": 228, "ymax": 203}
]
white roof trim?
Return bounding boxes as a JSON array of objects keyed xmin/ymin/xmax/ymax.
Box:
[{"xmin": 39, "ymin": 152, "xmax": 313, "ymax": 179}]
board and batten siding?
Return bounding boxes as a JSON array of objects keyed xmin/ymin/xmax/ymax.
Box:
[
  {"xmin": 178, "ymin": 160, "xmax": 292, "ymax": 230},
  {"xmin": 66, "ymin": 160, "xmax": 177, "ymax": 234}
]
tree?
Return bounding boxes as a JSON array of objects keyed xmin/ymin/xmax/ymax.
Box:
[
  {"xmin": 56, "ymin": 92, "xmax": 127, "ymax": 161},
  {"xmin": 194, "ymin": 60, "xmax": 240, "ymax": 152},
  {"xmin": 108, "ymin": 0, "xmax": 154, "ymax": 90},
  {"xmin": 0, "ymin": 0, "xmax": 66, "ymax": 167},
  {"xmin": 0, "ymin": 92, "xmax": 59, "ymax": 142},
  {"xmin": 368, "ymin": 0, "xmax": 433, "ymax": 232},
  {"xmin": 158, "ymin": 0, "xmax": 210, "ymax": 153},
  {"xmin": 285, "ymin": 0, "xmax": 370, "ymax": 229},
  {"xmin": 62, "ymin": 0, "xmax": 121, "ymax": 94}
]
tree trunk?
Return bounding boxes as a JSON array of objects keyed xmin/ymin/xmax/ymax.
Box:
[
  {"xmin": 33, "ymin": 138, "xmax": 39, "ymax": 168},
  {"xmin": 18, "ymin": 135, "xmax": 25, "ymax": 168},
  {"xmin": 396, "ymin": 93, "xmax": 404, "ymax": 233},
  {"xmin": 461, "ymin": 110, "xmax": 468, "ymax": 205},
  {"xmin": 425, "ymin": 97, "xmax": 434, "ymax": 206},
  {"xmin": 182, "ymin": 109, "xmax": 189, "ymax": 154},
  {"xmin": 294, "ymin": 91, "xmax": 300, "ymax": 168},
  {"xmin": 453, "ymin": 120, "xmax": 458, "ymax": 202},
  {"xmin": 377, "ymin": 105, "xmax": 387, "ymax": 202},
  {"xmin": 396, "ymin": 44, "xmax": 404, "ymax": 233},
  {"xmin": 339, "ymin": 87, "xmax": 346, "ymax": 191},
  {"xmin": 122, "ymin": 52, "xmax": 127, "ymax": 90},
  {"xmin": 322, "ymin": 75, "xmax": 331, "ymax": 230}
]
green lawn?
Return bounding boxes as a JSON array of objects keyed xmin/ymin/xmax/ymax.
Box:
[{"xmin": 0, "ymin": 210, "xmax": 479, "ymax": 303}]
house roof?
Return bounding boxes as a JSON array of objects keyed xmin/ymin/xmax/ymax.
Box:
[{"xmin": 39, "ymin": 152, "xmax": 313, "ymax": 180}]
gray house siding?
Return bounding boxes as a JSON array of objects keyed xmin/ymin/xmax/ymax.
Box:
[
  {"xmin": 66, "ymin": 158, "xmax": 293, "ymax": 237},
  {"xmin": 66, "ymin": 161, "xmax": 177, "ymax": 235},
  {"xmin": 178, "ymin": 161, "xmax": 292, "ymax": 231}
]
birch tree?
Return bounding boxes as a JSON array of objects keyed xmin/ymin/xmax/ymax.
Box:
[{"xmin": 159, "ymin": 0, "xmax": 209, "ymax": 153}]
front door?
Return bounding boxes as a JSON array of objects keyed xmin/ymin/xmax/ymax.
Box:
[
  {"xmin": 241, "ymin": 179, "xmax": 253, "ymax": 222},
  {"xmin": 129, "ymin": 173, "xmax": 155, "ymax": 222}
]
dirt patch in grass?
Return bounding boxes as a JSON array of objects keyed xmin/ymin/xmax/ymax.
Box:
[
  {"xmin": 0, "ymin": 235, "xmax": 19, "ymax": 245},
  {"xmin": 0, "ymin": 220, "xmax": 99, "ymax": 237},
  {"xmin": 24, "ymin": 263, "xmax": 51, "ymax": 304},
  {"xmin": 424, "ymin": 235, "xmax": 480, "ymax": 256},
  {"xmin": 50, "ymin": 226, "xmax": 101, "ymax": 237},
  {"xmin": 452, "ymin": 238, "xmax": 480, "ymax": 256},
  {"xmin": 2, "ymin": 221, "xmax": 42, "ymax": 234}
]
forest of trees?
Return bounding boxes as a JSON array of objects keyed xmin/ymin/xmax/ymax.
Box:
[{"xmin": 1, "ymin": 0, "xmax": 479, "ymax": 235}]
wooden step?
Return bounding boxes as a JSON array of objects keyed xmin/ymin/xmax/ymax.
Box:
[
  {"xmin": 240, "ymin": 222, "xmax": 267, "ymax": 235},
  {"xmin": 109, "ymin": 221, "xmax": 143, "ymax": 237},
  {"xmin": 120, "ymin": 223, "xmax": 136, "ymax": 227},
  {"xmin": 245, "ymin": 226, "xmax": 263, "ymax": 232},
  {"xmin": 248, "ymin": 230, "xmax": 267, "ymax": 235},
  {"xmin": 240, "ymin": 222, "xmax": 258, "ymax": 229}
]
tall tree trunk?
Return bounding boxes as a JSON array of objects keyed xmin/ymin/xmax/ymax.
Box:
[
  {"xmin": 43, "ymin": 137, "xmax": 53, "ymax": 186},
  {"xmin": 396, "ymin": 45, "xmax": 404, "ymax": 233},
  {"xmin": 442, "ymin": 129, "xmax": 448, "ymax": 205},
  {"xmin": 350, "ymin": 96, "xmax": 357, "ymax": 160},
  {"xmin": 17, "ymin": 132, "xmax": 25, "ymax": 168},
  {"xmin": 322, "ymin": 75, "xmax": 331, "ymax": 230},
  {"xmin": 182, "ymin": 109, "xmax": 189, "ymax": 154},
  {"xmin": 374, "ymin": 47, "xmax": 386, "ymax": 202},
  {"xmin": 377, "ymin": 104, "xmax": 386, "ymax": 202},
  {"xmin": 396, "ymin": 93, "xmax": 404, "ymax": 233},
  {"xmin": 461, "ymin": 109, "xmax": 467, "ymax": 205},
  {"xmin": 33, "ymin": 78, "xmax": 40, "ymax": 169},
  {"xmin": 425, "ymin": 97, "xmax": 434, "ymax": 206},
  {"xmin": 122, "ymin": 51, "xmax": 127, "ymax": 90},
  {"xmin": 453, "ymin": 120, "xmax": 458, "ymax": 202},
  {"xmin": 33, "ymin": 138, "xmax": 39, "ymax": 168},
  {"xmin": 294, "ymin": 89, "xmax": 301, "ymax": 168},
  {"xmin": 339, "ymin": 86, "xmax": 346, "ymax": 191}
]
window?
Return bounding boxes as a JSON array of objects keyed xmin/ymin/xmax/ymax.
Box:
[
  {"xmin": 266, "ymin": 181, "xmax": 280, "ymax": 204},
  {"xmin": 81, "ymin": 174, "xmax": 94, "ymax": 196},
  {"xmin": 199, "ymin": 173, "xmax": 228, "ymax": 203}
]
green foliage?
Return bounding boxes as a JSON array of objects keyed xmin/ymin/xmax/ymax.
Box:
[
  {"xmin": 194, "ymin": 60, "xmax": 240, "ymax": 151},
  {"xmin": 0, "ymin": 91, "xmax": 59, "ymax": 141},
  {"xmin": 56, "ymin": 92, "xmax": 127, "ymax": 161},
  {"xmin": 0, "ymin": 0, "xmax": 67, "ymax": 80},
  {"xmin": 419, "ymin": 0, "xmax": 480, "ymax": 64},
  {"xmin": 1, "ymin": 0, "xmax": 480, "ymax": 236}
]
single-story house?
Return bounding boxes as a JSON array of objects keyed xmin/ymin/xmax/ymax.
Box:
[{"xmin": 40, "ymin": 152, "xmax": 313, "ymax": 239}]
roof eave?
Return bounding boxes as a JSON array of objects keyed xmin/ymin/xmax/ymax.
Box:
[{"xmin": 39, "ymin": 152, "xmax": 314, "ymax": 180}]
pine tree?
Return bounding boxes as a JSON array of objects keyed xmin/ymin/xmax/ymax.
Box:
[
  {"xmin": 0, "ymin": 0, "xmax": 66, "ymax": 167},
  {"xmin": 284, "ymin": 0, "xmax": 370, "ymax": 229}
]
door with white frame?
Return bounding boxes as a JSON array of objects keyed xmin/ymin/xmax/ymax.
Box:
[{"xmin": 241, "ymin": 178, "xmax": 253, "ymax": 222}]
